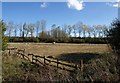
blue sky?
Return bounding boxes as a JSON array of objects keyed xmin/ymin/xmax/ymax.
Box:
[{"xmin": 2, "ymin": 2, "xmax": 118, "ymax": 30}]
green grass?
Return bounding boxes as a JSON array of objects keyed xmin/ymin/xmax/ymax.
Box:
[
  {"xmin": 2, "ymin": 52, "xmax": 75, "ymax": 82},
  {"xmin": 2, "ymin": 53, "xmax": 26, "ymax": 82}
]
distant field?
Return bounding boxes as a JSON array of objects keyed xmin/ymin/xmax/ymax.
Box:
[{"xmin": 8, "ymin": 43, "xmax": 110, "ymax": 57}]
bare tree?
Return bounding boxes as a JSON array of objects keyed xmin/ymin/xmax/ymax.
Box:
[
  {"xmin": 19, "ymin": 23, "xmax": 22, "ymax": 37},
  {"xmin": 7, "ymin": 21, "xmax": 14, "ymax": 37},
  {"xmin": 23, "ymin": 22, "xmax": 28, "ymax": 37},
  {"xmin": 101, "ymin": 25, "xmax": 108, "ymax": 37},
  {"xmin": 28, "ymin": 23, "xmax": 34, "ymax": 37},
  {"xmin": 67, "ymin": 25, "xmax": 72, "ymax": 37},
  {"xmin": 91, "ymin": 25, "xmax": 97, "ymax": 38},
  {"xmin": 51, "ymin": 24, "xmax": 56, "ymax": 38},
  {"xmin": 14, "ymin": 24, "xmax": 18, "ymax": 37},
  {"xmin": 82, "ymin": 24, "xmax": 88, "ymax": 38},
  {"xmin": 41, "ymin": 20, "xmax": 46, "ymax": 38},
  {"xmin": 50, "ymin": 24, "xmax": 68, "ymax": 39},
  {"xmin": 36, "ymin": 21, "xmax": 41, "ymax": 37},
  {"xmin": 76, "ymin": 22, "xmax": 83, "ymax": 37},
  {"xmin": 86, "ymin": 25, "xmax": 92, "ymax": 37},
  {"xmin": 57, "ymin": 26, "xmax": 61, "ymax": 38},
  {"xmin": 95, "ymin": 25, "xmax": 103, "ymax": 38},
  {"xmin": 72, "ymin": 24, "xmax": 77, "ymax": 37},
  {"xmin": 63, "ymin": 24, "xmax": 67, "ymax": 35}
]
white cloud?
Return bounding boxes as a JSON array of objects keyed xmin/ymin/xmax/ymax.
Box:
[
  {"xmin": 113, "ymin": 0, "xmax": 120, "ymax": 7},
  {"xmin": 106, "ymin": 0, "xmax": 120, "ymax": 8},
  {"xmin": 117, "ymin": 0, "xmax": 120, "ymax": 2},
  {"xmin": 113, "ymin": 3, "xmax": 119, "ymax": 7},
  {"xmin": 40, "ymin": 2, "xmax": 48, "ymax": 8},
  {"xmin": 112, "ymin": 2, "xmax": 120, "ymax": 7},
  {"xmin": 67, "ymin": 0, "xmax": 84, "ymax": 11}
]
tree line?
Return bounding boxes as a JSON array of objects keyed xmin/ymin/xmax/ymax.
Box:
[
  {"xmin": 1, "ymin": 18, "xmax": 120, "ymax": 56},
  {"xmin": 4, "ymin": 20, "xmax": 109, "ymax": 43}
]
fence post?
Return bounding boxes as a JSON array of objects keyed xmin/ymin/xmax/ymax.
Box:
[
  {"xmin": 28, "ymin": 54, "xmax": 32, "ymax": 62},
  {"xmin": 32, "ymin": 54, "xmax": 33, "ymax": 62},
  {"xmin": 17, "ymin": 50, "xmax": 20, "ymax": 58},
  {"xmin": 23, "ymin": 49, "xmax": 25, "ymax": 54},
  {"xmin": 57, "ymin": 59, "xmax": 59, "ymax": 69},
  {"xmin": 9, "ymin": 49, "xmax": 10, "ymax": 56},
  {"xmin": 22, "ymin": 53, "xmax": 24, "ymax": 59},
  {"xmin": 44, "ymin": 56, "xmax": 46, "ymax": 65},
  {"xmin": 75, "ymin": 64, "xmax": 78, "ymax": 70},
  {"xmin": 80, "ymin": 60, "xmax": 83, "ymax": 74},
  {"xmin": 35, "ymin": 56, "xmax": 37, "ymax": 63},
  {"xmin": 15, "ymin": 48, "xmax": 17, "ymax": 55},
  {"xmin": 28, "ymin": 54, "xmax": 30, "ymax": 61}
]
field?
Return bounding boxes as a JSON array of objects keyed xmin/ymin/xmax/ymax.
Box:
[
  {"xmin": 8, "ymin": 43, "xmax": 109, "ymax": 56},
  {"xmin": 8, "ymin": 43, "xmax": 110, "ymax": 64},
  {"xmin": 3, "ymin": 43, "xmax": 119, "ymax": 82}
]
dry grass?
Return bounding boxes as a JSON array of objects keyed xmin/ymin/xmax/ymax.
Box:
[
  {"xmin": 4, "ymin": 43, "xmax": 119, "ymax": 81},
  {"xmin": 2, "ymin": 53, "xmax": 73, "ymax": 82},
  {"xmin": 8, "ymin": 43, "xmax": 109, "ymax": 57}
]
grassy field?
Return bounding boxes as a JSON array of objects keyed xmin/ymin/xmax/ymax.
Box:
[
  {"xmin": 8, "ymin": 43, "xmax": 110, "ymax": 64},
  {"xmin": 3, "ymin": 43, "xmax": 119, "ymax": 81},
  {"xmin": 8, "ymin": 43, "xmax": 110, "ymax": 56}
]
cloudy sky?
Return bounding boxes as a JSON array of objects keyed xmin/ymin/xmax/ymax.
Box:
[{"xmin": 2, "ymin": 0, "xmax": 119, "ymax": 30}]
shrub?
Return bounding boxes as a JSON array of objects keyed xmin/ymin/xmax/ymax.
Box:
[
  {"xmin": 0, "ymin": 20, "xmax": 7, "ymax": 51},
  {"xmin": 107, "ymin": 19, "xmax": 120, "ymax": 55},
  {"xmin": 107, "ymin": 19, "xmax": 120, "ymax": 77}
]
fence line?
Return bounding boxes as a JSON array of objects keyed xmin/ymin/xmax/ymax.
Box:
[
  {"xmin": 6, "ymin": 47, "xmax": 95, "ymax": 81},
  {"xmin": 6, "ymin": 47, "xmax": 83, "ymax": 73}
]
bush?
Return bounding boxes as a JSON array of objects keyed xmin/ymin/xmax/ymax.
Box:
[
  {"xmin": 107, "ymin": 19, "xmax": 120, "ymax": 77},
  {"xmin": 107, "ymin": 19, "xmax": 120, "ymax": 55},
  {"xmin": 0, "ymin": 20, "xmax": 7, "ymax": 51},
  {"xmin": 8, "ymin": 37, "xmax": 108, "ymax": 44}
]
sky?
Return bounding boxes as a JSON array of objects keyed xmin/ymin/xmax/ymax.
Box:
[{"xmin": 2, "ymin": 1, "xmax": 119, "ymax": 31}]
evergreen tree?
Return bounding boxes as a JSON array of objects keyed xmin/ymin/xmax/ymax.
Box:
[{"xmin": 0, "ymin": 20, "xmax": 7, "ymax": 51}]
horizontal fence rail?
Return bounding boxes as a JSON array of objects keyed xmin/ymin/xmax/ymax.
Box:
[{"xmin": 6, "ymin": 47, "xmax": 83, "ymax": 73}]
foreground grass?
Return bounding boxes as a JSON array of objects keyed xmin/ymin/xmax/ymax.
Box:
[
  {"xmin": 2, "ymin": 43, "xmax": 119, "ymax": 82},
  {"xmin": 2, "ymin": 51, "xmax": 119, "ymax": 82},
  {"xmin": 2, "ymin": 52, "xmax": 74, "ymax": 82}
]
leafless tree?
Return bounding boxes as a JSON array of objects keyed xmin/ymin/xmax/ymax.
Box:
[
  {"xmin": 82, "ymin": 24, "xmax": 88, "ymax": 38},
  {"xmin": 7, "ymin": 21, "xmax": 14, "ymax": 37},
  {"xmin": 36, "ymin": 21, "xmax": 41, "ymax": 37},
  {"xmin": 72, "ymin": 24, "xmax": 77, "ymax": 37},
  {"xmin": 19, "ymin": 23, "xmax": 22, "ymax": 37},
  {"xmin": 23, "ymin": 22, "xmax": 28, "ymax": 37},
  {"xmin": 76, "ymin": 22, "xmax": 83, "ymax": 37},
  {"xmin": 40, "ymin": 20, "xmax": 46, "ymax": 38},
  {"xmin": 95, "ymin": 25, "xmax": 103, "ymax": 37},
  {"xmin": 101, "ymin": 25, "xmax": 108, "ymax": 37},
  {"xmin": 86, "ymin": 25, "xmax": 92, "ymax": 37},
  {"xmin": 28, "ymin": 23, "xmax": 34, "ymax": 37},
  {"xmin": 67, "ymin": 25, "xmax": 72, "ymax": 37},
  {"xmin": 14, "ymin": 24, "xmax": 18, "ymax": 37},
  {"xmin": 91, "ymin": 25, "xmax": 97, "ymax": 38}
]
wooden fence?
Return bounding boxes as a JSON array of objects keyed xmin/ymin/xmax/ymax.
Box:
[
  {"xmin": 6, "ymin": 47, "xmax": 95, "ymax": 81},
  {"xmin": 6, "ymin": 47, "xmax": 84, "ymax": 73}
]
